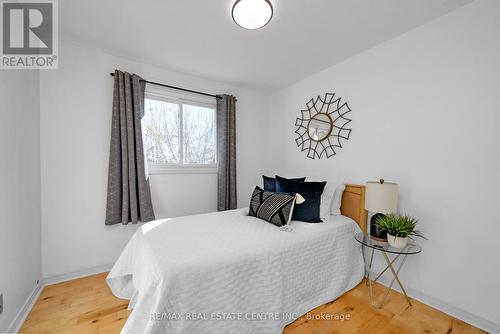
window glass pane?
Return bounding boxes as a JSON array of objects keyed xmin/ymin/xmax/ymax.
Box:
[
  {"xmin": 142, "ymin": 98, "xmax": 180, "ymax": 164},
  {"xmin": 182, "ymin": 104, "xmax": 216, "ymax": 164}
]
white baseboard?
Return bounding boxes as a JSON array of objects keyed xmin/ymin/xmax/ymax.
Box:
[
  {"xmin": 6, "ymin": 281, "xmax": 43, "ymax": 334},
  {"xmin": 43, "ymin": 263, "xmax": 113, "ymax": 286},
  {"xmin": 5, "ymin": 263, "xmax": 114, "ymax": 333},
  {"xmin": 372, "ymin": 273, "xmax": 500, "ymax": 334}
]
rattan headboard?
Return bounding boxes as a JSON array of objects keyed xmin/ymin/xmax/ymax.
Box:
[{"xmin": 340, "ymin": 184, "xmax": 368, "ymax": 234}]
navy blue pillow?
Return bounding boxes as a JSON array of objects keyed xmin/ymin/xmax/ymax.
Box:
[
  {"xmin": 262, "ymin": 175, "xmax": 306, "ymax": 192},
  {"xmin": 275, "ymin": 176, "xmax": 326, "ymax": 223}
]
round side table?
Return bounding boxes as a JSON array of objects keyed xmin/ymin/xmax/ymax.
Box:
[{"xmin": 354, "ymin": 232, "xmax": 422, "ymax": 308}]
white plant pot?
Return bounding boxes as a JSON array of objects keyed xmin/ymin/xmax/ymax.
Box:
[{"xmin": 387, "ymin": 234, "xmax": 408, "ymax": 249}]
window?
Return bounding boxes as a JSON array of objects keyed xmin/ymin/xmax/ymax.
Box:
[{"xmin": 142, "ymin": 88, "xmax": 217, "ymax": 173}]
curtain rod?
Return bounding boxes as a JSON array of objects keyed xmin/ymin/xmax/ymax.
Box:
[{"xmin": 109, "ymin": 73, "xmax": 222, "ymax": 100}]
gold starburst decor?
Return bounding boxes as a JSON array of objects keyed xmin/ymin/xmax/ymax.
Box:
[{"xmin": 294, "ymin": 92, "xmax": 352, "ymax": 159}]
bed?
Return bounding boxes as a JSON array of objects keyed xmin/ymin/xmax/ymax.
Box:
[{"xmin": 107, "ymin": 184, "xmax": 367, "ymax": 334}]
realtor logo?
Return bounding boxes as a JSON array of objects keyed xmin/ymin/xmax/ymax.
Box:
[{"xmin": 1, "ymin": 0, "xmax": 58, "ymax": 69}]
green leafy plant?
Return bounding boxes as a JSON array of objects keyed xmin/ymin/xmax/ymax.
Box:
[{"xmin": 375, "ymin": 214, "xmax": 426, "ymax": 239}]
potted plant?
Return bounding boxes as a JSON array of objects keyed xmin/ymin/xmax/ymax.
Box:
[{"xmin": 375, "ymin": 214, "xmax": 425, "ymax": 249}]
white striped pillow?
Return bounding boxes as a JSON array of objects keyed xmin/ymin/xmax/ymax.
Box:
[{"xmin": 248, "ymin": 187, "xmax": 296, "ymax": 227}]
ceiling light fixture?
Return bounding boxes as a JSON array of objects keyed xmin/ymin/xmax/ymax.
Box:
[{"xmin": 232, "ymin": 0, "xmax": 273, "ymax": 30}]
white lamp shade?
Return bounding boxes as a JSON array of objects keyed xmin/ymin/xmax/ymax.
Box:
[{"xmin": 365, "ymin": 181, "xmax": 398, "ymax": 214}]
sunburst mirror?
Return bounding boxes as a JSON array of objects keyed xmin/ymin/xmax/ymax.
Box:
[{"xmin": 294, "ymin": 93, "xmax": 352, "ymax": 159}]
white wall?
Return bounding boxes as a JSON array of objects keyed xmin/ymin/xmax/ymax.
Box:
[
  {"xmin": 0, "ymin": 71, "xmax": 41, "ymax": 331},
  {"xmin": 266, "ymin": 0, "xmax": 500, "ymax": 329},
  {"xmin": 40, "ymin": 42, "xmax": 268, "ymax": 278}
]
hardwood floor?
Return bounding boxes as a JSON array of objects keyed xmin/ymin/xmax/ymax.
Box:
[{"xmin": 20, "ymin": 273, "xmax": 485, "ymax": 334}]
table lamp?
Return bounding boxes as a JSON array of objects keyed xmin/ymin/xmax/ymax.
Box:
[{"xmin": 365, "ymin": 179, "xmax": 398, "ymax": 241}]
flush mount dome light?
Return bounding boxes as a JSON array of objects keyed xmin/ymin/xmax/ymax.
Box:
[{"xmin": 232, "ymin": 0, "xmax": 273, "ymax": 30}]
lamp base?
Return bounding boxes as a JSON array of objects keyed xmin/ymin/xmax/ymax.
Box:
[{"xmin": 370, "ymin": 213, "xmax": 388, "ymax": 241}]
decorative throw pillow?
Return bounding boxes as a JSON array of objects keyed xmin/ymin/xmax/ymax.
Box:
[
  {"xmin": 319, "ymin": 182, "xmax": 335, "ymax": 219},
  {"xmin": 331, "ymin": 184, "xmax": 346, "ymax": 216},
  {"xmin": 275, "ymin": 176, "xmax": 326, "ymax": 223},
  {"xmin": 319, "ymin": 183, "xmax": 346, "ymax": 218},
  {"xmin": 262, "ymin": 175, "xmax": 306, "ymax": 192},
  {"xmin": 248, "ymin": 186, "xmax": 296, "ymax": 227}
]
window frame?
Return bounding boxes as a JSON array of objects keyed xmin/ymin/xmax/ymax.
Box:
[{"xmin": 144, "ymin": 85, "xmax": 218, "ymax": 175}]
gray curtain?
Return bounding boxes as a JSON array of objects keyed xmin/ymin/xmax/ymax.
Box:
[
  {"xmin": 105, "ymin": 70, "xmax": 155, "ymax": 225},
  {"xmin": 217, "ymin": 95, "xmax": 237, "ymax": 211}
]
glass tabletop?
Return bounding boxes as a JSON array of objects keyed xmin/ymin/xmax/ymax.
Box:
[{"xmin": 354, "ymin": 232, "xmax": 422, "ymax": 255}]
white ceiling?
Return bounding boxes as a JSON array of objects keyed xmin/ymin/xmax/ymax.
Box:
[{"xmin": 60, "ymin": 0, "xmax": 472, "ymax": 90}]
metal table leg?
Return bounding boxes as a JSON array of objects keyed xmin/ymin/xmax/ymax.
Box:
[
  {"xmin": 378, "ymin": 252, "xmax": 412, "ymax": 308},
  {"xmin": 361, "ymin": 244, "xmax": 367, "ymax": 282},
  {"xmin": 373, "ymin": 254, "xmax": 400, "ymax": 283},
  {"xmin": 367, "ymin": 248, "xmax": 375, "ymax": 303}
]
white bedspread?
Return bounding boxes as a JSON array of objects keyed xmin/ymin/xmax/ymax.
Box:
[{"xmin": 107, "ymin": 209, "xmax": 364, "ymax": 334}]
